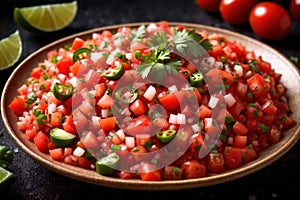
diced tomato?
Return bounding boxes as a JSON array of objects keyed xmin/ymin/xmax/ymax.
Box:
[
  {"xmin": 77, "ymin": 156, "xmax": 93, "ymax": 169},
  {"xmin": 49, "ymin": 148, "xmax": 63, "ymax": 161},
  {"xmin": 224, "ymin": 147, "xmax": 243, "ymax": 169},
  {"xmin": 247, "ymin": 73, "xmax": 270, "ymax": 97},
  {"xmin": 198, "ymin": 104, "xmax": 212, "ymax": 119},
  {"xmin": 163, "ymin": 166, "xmax": 183, "ymax": 180},
  {"xmin": 33, "ymin": 131, "xmax": 50, "ymax": 153},
  {"xmin": 181, "ymin": 160, "xmax": 206, "ymax": 179},
  {"xmin": 56, "ymin": 57, "xmax": 74, "ymax": 75},
  {"xmin": 138, "ymin": 163, "xmax": 161, "ymax": 181},
  {"xmin": 62, "ymin": 116, "xmax": 77, "ymax": 134},
  {"xmin": 50, "ymin": 111, "xmax": 63, "ymax": 128},
  {"xmin": 130, "ymin": 99, "xmax": 148, "ymax": 115},
  {"xmin": 158, "ymin": 92, "xmax": 180, "ymax": 110},
  {"xmin": 242, "ymin": 146, "xmax": 257, "ymax": 163},
  {"xmin": 232, "ymin": 121, "xmax": 248, "ymax": 135},
  {"xmin": 80, "ymin": 131, "xmax": 99, "ymax": 149},
  {"xmin": 25, "ymin": 129, "xmax": 36, "ymax": 141},
  {"xmin": 232, "ymin": 135, "xmax": 247, "ymax": 148},
  {"xmin": 99, "ymin": 117, "xmax": 116, "ymax": 131},
  {"xmin": 95, "ymin": 83, "xmax": 106, "ymax": 98},
  {"xmin": 69, "ymin": 62, "xmax": 82, "ymax": 76},
  {"xmin": 207, "ymin": 153, "xmax": 225, "ymax": 173},
  {"xmin": 8, "ymin": 97, "xmax": 27, "ymax": 116},
  {"xmin": 97, "ymin": 93, "xmax": 114, "ymax": 109},
  {"xmin": 31, "ymin": 67, "xmax": 44, "ymax": 79},
  {"xmin": 117, "ymin": 171, "xmax": 140, "ymax": 179},
  {"xmin": 71, "ymin": 37, "xmax": 84, "ymax": 50}
]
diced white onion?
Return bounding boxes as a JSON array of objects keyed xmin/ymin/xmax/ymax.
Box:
[
  {"xmin": 125, "ymin": 53, "xmax": 132, "ymax": 60},
  {"xmin": 78, "ymin": 100, "xmax": 94, "ymax": 115},
  {"xmin": 125, "ymin": 137, "xmax": 135, "ymax": 148},
  {"xmin": 201, "ymin": 57, "xmax": 215, "ymax": 68},
  {"xmin": 177, "ymin": 113, "xmax": 186, "ymax": 125},
  {"xmin": 73, "ymin": 146, "xmax": 85, "ymax": 157},
  {"xmin": 169, "ymin": 114, "xmax": 177, "ymax": 124},
  {"xmin": 224, "ymin": 93, "xmax": 237, "ymax": 107},
  {"xmin": 234, "ymin": 64, "xmax": 243, "ymax": 77},
  {"xmin": 69, "ymin": 77, "xmax": 80, "ymax": 87},
  {"xmin": 191, "ymin": 123, "xmax": 200, "ymax": 132},
  {"xmin": 252, "ymin": 140, "xmax": 259, "ymax": 147},
  {"xmin": 146, "ymin": 23, "xmax": 157, "ymax": 32},
  {"xmin": 101, "ymin": 109, "xmax": 110, "ymax": 118},
  {"xmin": 215, "ymin": 61, "xmax": 223, "ymax": 69},
  {"xmin": 106, "ymin": 48, "xmax": 121, "ymax": 65},
  {"xmin": 168, "ymin": 85, "xmax": 178, "ymax": 93},
  {"xmin": 50, "ymin": 78, "xmax": 60, "ymax": 90},
  {"xmin": 92, "ymin": 116, "xmax": 101, "ymax": 129},
  {"xmin": 228, "ymin": 137, "xmax": 233, "ymax": 145},
  {"xmin": 91, "ymin": 52, "xmax": 103, "ymax": 62},
  {"xmin": 48, "ymin": 103, "xmax": 56, "ymax": 114},
  {"xmin": 208, "ymin": 96, "xmax": 219, "ymax": 109},
  {"xmin": 116, "ymin": 129, "xmax": 125, "ymax": 141},
  {"xmin": 57, "ymin": 73, "xmax": 66, "ymax": 82},
  {"xmin": 143, "ymin": 85, "xmax": 157, "ymax": 101}
]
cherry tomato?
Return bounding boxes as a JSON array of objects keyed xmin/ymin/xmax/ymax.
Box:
[
  {"xmin": 195, "ymin": 0, "xmax": 221, "ymax": 12},
  {"xmin": 290, "ymin": 0, "xmax": 300, "ymax": 22},
  {"xmin": 219, "ymin": 0, "xmax": 258, "ymax": 25},
  {"xmin": 249, "ymin": 2, "xmax": 292, "ymax": 40}
]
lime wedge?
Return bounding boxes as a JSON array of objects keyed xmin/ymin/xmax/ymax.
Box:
[
  {"xmin": 14, "ymin": 1, "xmax": 78, "ymax": 32},
  {"xmin": 0, "ymin": 30, "xmax": 22, "ymax": 70},
  {"xmin": 0, "ymin": 167, "xmax": 15, "ymax": 189}
]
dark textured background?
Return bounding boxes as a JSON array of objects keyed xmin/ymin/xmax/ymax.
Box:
[{"xmin": 0, "ymin": 0, "xmax": 299, "ymax": 199}]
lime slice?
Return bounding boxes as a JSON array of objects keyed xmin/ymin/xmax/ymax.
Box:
[
  {"xmin": 50, "ymin": 128, "xmax": 76, "ymax": 147},
  {"xmin": 0, "ymin": 167, "xmax": 15, "ymax": 189},
  {"xmin": 14, "ymin": 1, "xmax": 78, "ymax": 32},
  {"xmin": 0, "ymin": 30, "xmax": 22, "ymax": 70}
]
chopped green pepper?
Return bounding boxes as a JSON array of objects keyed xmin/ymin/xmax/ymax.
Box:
[
  {"xmin": 96, "ymin": 153, "xmax": 119, "ymax": 176},
  {"xmin": 53, "ymin": 82, "xmax": 73, "ymax": 101},
  {"xmin": 103, "ymin": 64, "xmax": 124, "ymax": 80},
  {"xmin": 189, "ymin": 71, "xmax": 204, "ymax": 87},
  {"xmin": 72, "ymin": 47, "xmax": 92, "ymax": 62},
  {"xmin": 115, "ymin": 86, "xmax": 138, "ymax": 104},
  {"xmin": 156, "ymin": 129, "xmax": 177, "ymax": 143}
]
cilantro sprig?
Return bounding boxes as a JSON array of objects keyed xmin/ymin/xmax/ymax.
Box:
[
  {"xmin": 136, "ymin": 25, "xmax": 212, "ymax": 80},
  {"xmin": 137, "ymin": 48, "xmax": 182, "ymax": 81}
]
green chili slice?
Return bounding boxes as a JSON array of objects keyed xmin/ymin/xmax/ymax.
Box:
[
  {"xmin": 72, "ymin": 47, "xmax": 92, "ymax": 62},
  {"xmin": 53, "ymin": 82, "xmax": 73, "ymax": 101},
  {"xmin": 115, "ymin": 86, "xmax": 138, "ymax": 104},
  {"xmin": 189, "ymin": 72, "xmax": 204, "ymax": 87},
  {"xmin": 96, "ymin": 153, "xmax": 120, "ymax": 176},
  {"xmin": 156, "ymin": 129, "xmax": 177, "ymax": 143},
  {"xmin": 103, "ymin": 64, "xmax": 124, "ymax": 80}
]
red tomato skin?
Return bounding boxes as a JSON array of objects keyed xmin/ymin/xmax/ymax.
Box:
[
  {"xmin": 34, "ymin": 131, "xmax": 50, "ymax": 153},
  {"xmin": 224, "ymin": 147, "xmax": 243, "ymax": 169},
  {"xmin": 219, "ymin": 0, "xmax": 258, "ymax": 25},
  {"xmin": 56, "ymin": 57, "xmax": 74, "ymax": 75},
  {"xmin": 8, "ymin": 97, "xmax": 26, "ymax": 116},
  {"xmin": 249, "ymin": 2, "xmax": 292, "ymax": 40},
  {"xmin": 290, "ymin": 0, "xmax": 300, "ymax": 22},
  {"xmin": 181, "ymin": 160, "xmax": 206, "ymax": 179},
  {"xmin": 196, "ymin": 0, "xmax": 221, "ymax": 12}
]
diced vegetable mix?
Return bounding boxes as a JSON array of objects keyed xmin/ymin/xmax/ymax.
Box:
[{"xmin": 8, "ymin": 21, "xmax": 296, "ymax": 181}]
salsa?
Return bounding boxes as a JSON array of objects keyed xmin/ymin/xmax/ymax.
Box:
[{"xmin": 8, "ymin": 21, "xmax": 296, "ymax": 181}]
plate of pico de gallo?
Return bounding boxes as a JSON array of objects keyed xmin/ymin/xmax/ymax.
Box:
[{"xmin": 1, "ymin": 21, "xmax": 300, "ymax": 190}]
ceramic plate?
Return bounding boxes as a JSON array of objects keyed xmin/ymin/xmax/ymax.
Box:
[{"xmin": 1, "ymin": 22, "xmax": 300, "ymax": 190}]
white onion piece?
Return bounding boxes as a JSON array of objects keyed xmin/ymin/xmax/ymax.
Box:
[
  {"xmin": 73, "ymin": 146, "xmax": 85, "ymax": 157},
  {"xmin": 208, "ymin": 96, "xmax": 219, "ymax": 109},
  {"xmin": 224, "ymin": 93, "xmax": 237, "ymax": 107},
  {"xmin": 169, "ymin": 114, "xmax": 177, "ymax": 124},
  {"xmin": 116, "ymin": 129, "xmax": 125, "ymax": 141},
  {"xmin": 143, "ymin": 85, "xmax": 157, "ymax": 101},
  {"xmin": 234, "ymin": 64, "xmax": 243, "ymax": 77},
  {"xmin": 177, "ymin": 113, "xmax": 186, "ymax": 124},
  {"xmin": 125, "ymin": 137, "xmax": 135, "ymax": 148}
]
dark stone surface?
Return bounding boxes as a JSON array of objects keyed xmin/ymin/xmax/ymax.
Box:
[{"xmin": 0, "ymin": 0, "xmax": 299, "ymax": 199}]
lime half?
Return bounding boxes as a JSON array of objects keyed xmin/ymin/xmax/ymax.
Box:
[
  {"xmin": 14, "ymin": 1, "xmax": 78, "ymax": 32},
  {"xmin": 0, "ymin": 30, "xmax": 22, "ymax": 70},
  {"xmin": 0, "ymin": 167, "xmax": 15, "ymax": 189}
]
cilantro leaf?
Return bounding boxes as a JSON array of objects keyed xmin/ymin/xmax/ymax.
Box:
[
  {"xmin": 173, "ymin": 28, "xmax": 212, "ymax": 57},
  {"xmin": 130, "ymin": 24, "xmax": 146, "ymax": 42},
  {"xmin": 149, "ymin": 31, "xmax": 170, "ymax": 50}
]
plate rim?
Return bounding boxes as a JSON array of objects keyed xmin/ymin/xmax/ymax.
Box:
[{"xmin": 1, "ymin": 21, "xmax": 300, "ymax": 190}]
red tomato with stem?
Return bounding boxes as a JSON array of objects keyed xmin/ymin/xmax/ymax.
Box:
[
  {"xmin": 249, "ymin": 2, "xmax": 293, "ymax": 40},
  {"xmin": 219, "ymin": 0, "xmax": 258, "ymax": 25},
  {"xmin": 290, "ymin": 0, "xmax": 300, "ymax": 22},
  {"xmin": 196, "ymin": 0, "xmax": 221, "ymax": 12}
]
